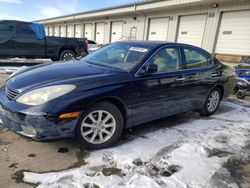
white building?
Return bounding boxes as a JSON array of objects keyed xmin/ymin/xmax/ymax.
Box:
[{"xmin": 38, "ymin": 0, "xmax": 250, "ymax": 62}]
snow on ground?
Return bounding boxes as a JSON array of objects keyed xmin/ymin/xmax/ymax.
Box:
[{"xmin": 23, "ymin": 99, "xmax": 250, "ymax": 188}]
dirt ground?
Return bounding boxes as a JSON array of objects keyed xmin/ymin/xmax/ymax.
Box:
[{"xmin": 0, "ymin": 73, "xmax": 249, "ymax": 188}]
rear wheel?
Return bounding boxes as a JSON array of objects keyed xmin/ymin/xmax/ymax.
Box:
[
  {"xmin": 200, "ymin": 88, "xmax": 221, "ymax": 116},
  {"xmin": 236, "ymin": 90, "xmax": 245, "ymax": 99},
  {"xmin": 76, "ymin": 102, "xmax": 123, "ymax": 150},
  {"xmin": 59, "ymin": 50, "xmax": 76, "ymax": 61}
]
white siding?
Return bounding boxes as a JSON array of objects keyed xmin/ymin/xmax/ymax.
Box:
[
  {"xmin": 177, "ymin": 14, "xmax": 207, "ymax": 47},
  {"xmin": 84, "ymin": 24, "xmax": 93, "ymax": 40},
  {"xmin": 67, "ymin": 25, "xmax": 74, "ymax": 38},
  {"xmin": 60, "ymin": 25, "xmax": 66, "ymax": 37},
  {"xmin": 75, "ymin": 24, "xmax": 83, "ymax": 38},
  {"xmin": 54, "ymin": 26, "xmax": 60, "ymax": 37},
  {"xmin": 216, "ymin": 10, "xmax": 250, "ymax": 55},
  {"xmin": 48, "ymin": 26, "xmax": 54, "ymax": 36},
  {"xmin": 95, "ymin": 23, "xmax": 105, "ymax": 44},
  {"xmin": 111, "ymin": 21, "xmax": 123, "ymax": 42},
  {"xmin": 148, "ymin": 17, "xmax": 169, "ymax": 41}
]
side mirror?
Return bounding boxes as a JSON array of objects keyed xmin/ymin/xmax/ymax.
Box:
[{"xmin": 137, "ymin": 64, "xmax": 158, "ymax": 76}]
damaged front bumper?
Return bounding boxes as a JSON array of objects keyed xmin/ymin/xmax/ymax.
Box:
[{"xmin": 0, "ymin": 88, "xmax": 78, "ymax": 141}]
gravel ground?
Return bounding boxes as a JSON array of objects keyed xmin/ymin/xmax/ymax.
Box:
[{"xmin": 0, "ymin": 72, "xmax": 249, "ymax": 188}]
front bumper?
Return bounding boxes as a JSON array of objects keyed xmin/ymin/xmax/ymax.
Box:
[{"xmin": 0, "ymin": 89, "xmax": 78, "ymax": 141}]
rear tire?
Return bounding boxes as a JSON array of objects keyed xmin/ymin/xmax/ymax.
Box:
[
  {"xmin": 236, "ymin": 91, "xmax": 245, "ymax": 99},
  {"xmin": 76, "ymin": 102, "xmax": 123, "ymax": 150},
  {"xmin": 59, "ymin": 50, "xmax": 76, "ymax": 61},
  {"xmin": 200, "ymin": 88, "xmax": 222, "ymax": 116}
]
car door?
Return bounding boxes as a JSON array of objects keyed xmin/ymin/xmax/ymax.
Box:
[
  {"xmin": 15, "ymin": 22, "xmax": 45, "ymax": 57},
  {"xmin": 0, "ymin": 21, "xmax": 17, "ymax": 57},
  {"xmin": 130, "ymin": 46, "xmax": 188, "ymax": 126},
  {"xmin": 181, "ymin": 46, "xmax": 221, "ymax": 110}
]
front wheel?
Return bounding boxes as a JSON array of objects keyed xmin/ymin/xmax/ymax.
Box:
[
  {"xmin": 200, "ymin": 88, "xmax": 221, "ymax": 116},
  {"xmin": 76, "ymin": 102, "xmax": 123, "ymax": 150}
]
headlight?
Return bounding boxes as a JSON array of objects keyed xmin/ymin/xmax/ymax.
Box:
[{"xmin": 16, "ymin": 85, "xmax": 76, "ymax": 106}]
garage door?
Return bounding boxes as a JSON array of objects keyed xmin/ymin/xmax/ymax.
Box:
[
  {"xmin": 148, "ymin": 17, "xmax": 169, "ymax": 41},
  {"xmin": 216, "ymin": 11, "xmax": 250, "ymax": 56},
  {"xmin": 177, "ymin": 14, "xmax": 207, "ymax": 47},
  {"xmin": 84, "ymin": 24, "xmax": 92, "ymax": 40},
  {"xmin": 54, "ymin": 26, "xmax": 60, "ymax": 37},
  {"xmin": 95, "ymin": 23, "xmax": 105, "ymax": 44},
  {"xmin": 48, "ymin": 26, "xmax": 54, "ymax": 36},
  {"xmin": 75, "ymin": 24, "xmax": 83, "ymax": 38},
  {"xmin": 60, "ymin": 25, "xmax": 66, "ymax": 37},
  {"xmin": 67, "ymin": 25, "xmax": 74, "ymax": 38},
  {"xmin": 111, "ymin": 21, "xmax": 123, "ymax": 42}
]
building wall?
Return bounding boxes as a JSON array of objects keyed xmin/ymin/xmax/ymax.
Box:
[{"xmin": 43, "ymin": 0, "xmax": 250, "ymax": 61}]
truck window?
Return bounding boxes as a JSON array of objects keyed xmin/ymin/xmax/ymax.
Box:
[
  {"xmin": 0, "ymin": 22, "xmax": 14, "ymax": 35},
  {"xmin": 19, "ymin": 24, "xmax": 36, "ymax": 35}
]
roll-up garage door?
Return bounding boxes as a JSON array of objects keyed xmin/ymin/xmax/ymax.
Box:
[
  {"xmin": 67, "ymin": 25, "xmax": 74, "ymax": 38},
  {"xmin": 216, "ymin": 11, "xmax": 250, "ymax": 56},
  {"xmin": 84, "ymin": 24, "xmax": 92, "ymax": 40},
  {"xmin": 60, "ymin": 25, "xmax": 66, "ymax": 37},
  {"xmin": 95, "ymin": 23, "xmax": 105, "ymax": 44},
  {"xmin": 177, "ymin": 14, "xmax": 207, "ymax": 47},
  {"xmin": 111, "ymin": 21, "xmax": 123, "ymax": 42},
  {"xmin": 48, "ymin": 26, "xmax": 54, "ymax": 36},
  {"xmin": 54, "ymin": 26, "xmax": 60, "ymax": 37},
  {"xmin": 75, "ymin": 24, "xmax": 83, "ymax": 38},
  {"xmin": 148, "ymin": 17, "xmax": 169, "ymax": 41}
]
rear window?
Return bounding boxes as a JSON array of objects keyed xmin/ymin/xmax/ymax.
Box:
[
  {"xmin": 184, "ymin": 48, "xmax": 213, "ymax": 69},
  {"xmin": 0, "ymin": 22, "xmax": 14, "ymax": 34}
]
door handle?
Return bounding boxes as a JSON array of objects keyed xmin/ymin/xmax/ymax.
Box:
[{"xmin": 175, "ymin": 77, "xmax": 186, "ymax": 81}]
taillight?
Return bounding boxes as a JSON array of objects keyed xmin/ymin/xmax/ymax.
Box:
[{"xmin": 84, "ymin": 39, "xmax": 88, "ymax": 51}]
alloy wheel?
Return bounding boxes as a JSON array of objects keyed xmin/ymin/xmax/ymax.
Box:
[
  {"xmin": 80, "ymin": 110, "xmax": 116, "ymax": 144},
  {"xmin": 207, "ymin": 90, "xmax": 220, "ymax": 112}
]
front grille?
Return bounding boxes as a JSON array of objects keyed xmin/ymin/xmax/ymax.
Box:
[{"xmin": 5, "ymin": 87, "xmax": 20, "ymax": 100}]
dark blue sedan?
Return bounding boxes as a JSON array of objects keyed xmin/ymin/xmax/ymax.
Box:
[{"xmin": 0, "ymin": 41, "xmax": 234, "ymax": 149}]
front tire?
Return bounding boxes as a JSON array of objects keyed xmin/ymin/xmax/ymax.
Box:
[
  {"xmin": 200, "ymin": 88, "xmax": 221, "ymax": 116},
  {"xmin": 76, "ymin": 102, "xmax": 123, "ymax": 150},
  {"xmin": 59, "ymin": 50, "xmax": 76, "ymax": 61}
]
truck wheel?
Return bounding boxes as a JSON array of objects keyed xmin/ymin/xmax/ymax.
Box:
[
  {"xmin": 59, "ymin": 50, "xmax": 76, "ymax": 61},
  {"xmin": 76, "ymin": 102, "xmax": 123, "ymax": 150}
]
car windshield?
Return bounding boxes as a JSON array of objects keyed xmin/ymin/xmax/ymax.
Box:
[{"xmin": 82, "ymin": 43, "xmax": 151, "ymax": 71}]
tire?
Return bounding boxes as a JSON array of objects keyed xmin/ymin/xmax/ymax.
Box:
[
  {"xmin": 200, "ymin": 88, "xmax": 222, "ymax": 116},
  {"xmin": 76, "ymin": 102, "xmax": 123, "ymax": 150},
  {"xmin": 59, "ymin": 50, "xmax": 76, "ymax": 61},
  {"xmin": 236, "ymin": 91, "xmax": 245, "ymax": 99}
]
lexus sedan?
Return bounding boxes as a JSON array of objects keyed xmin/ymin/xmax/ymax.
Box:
[{"xmin": 0, "ymin": 41, "xmax": 234, "ymax": 149}]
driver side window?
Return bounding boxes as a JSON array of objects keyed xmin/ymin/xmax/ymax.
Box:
[{"xmin": 147, "ymin": 47, "xmax": 181, "ymax": 73}]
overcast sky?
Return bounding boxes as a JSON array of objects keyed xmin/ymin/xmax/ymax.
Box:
[{"xmin": 0, "ymin": 0, "xmax": 143, "ymax": 21}]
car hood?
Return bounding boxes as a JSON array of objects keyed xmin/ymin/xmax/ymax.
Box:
[{"xmin": 5, "ymin": 61, "xmax": 123, "ymax": 92}]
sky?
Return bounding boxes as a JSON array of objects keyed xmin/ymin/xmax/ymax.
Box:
[{"xmin": 0, "ymin": 0, "xmax": 144, "ymax": 21}]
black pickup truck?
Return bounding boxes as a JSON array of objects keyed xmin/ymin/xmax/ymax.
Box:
[{"xmin": 0, "ymin": 20, "xmax": 88, "ymax": 61}]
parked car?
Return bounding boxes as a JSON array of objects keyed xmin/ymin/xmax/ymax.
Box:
[
  {"xmin": 0, "ymin": 20, "xmax": 88, "ymax": 61},
  {"xmin": 234, "ymin": 57, "xmax": 250, "ymax": 99},
  {"xmin": 0, "ymin": 41, "xmax": 234, "ymax": 149}
]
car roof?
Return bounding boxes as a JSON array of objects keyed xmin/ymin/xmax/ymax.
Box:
[
  {"xmin": 0, "ymin": 20, "xmax": 33, "ymax": 24},
  {"xmin": 117, "ymin": 40, "xmax": 206, "ymax": 50}
]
